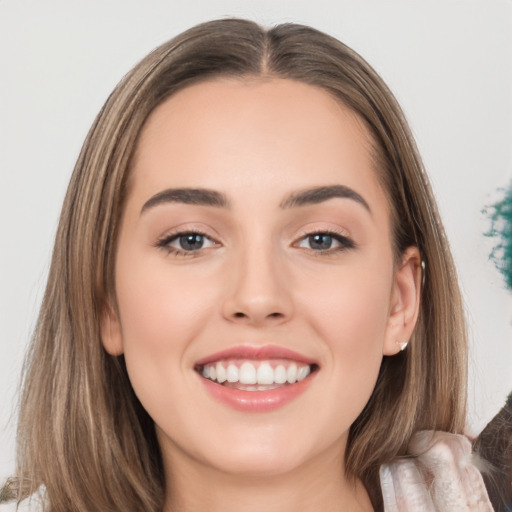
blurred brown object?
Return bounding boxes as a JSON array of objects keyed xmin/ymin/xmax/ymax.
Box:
[{"xmin": 473, "ymin": 393, "xmax": 512, "ymax": 511}]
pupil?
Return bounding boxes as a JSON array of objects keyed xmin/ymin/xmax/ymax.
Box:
[
  {"xmin": 180, "ymin": 234, "xmax": 204, "ymax": 250},
  {"xmin": 310, "ymin": 234, "xmax": 332, "ymax": 250}
]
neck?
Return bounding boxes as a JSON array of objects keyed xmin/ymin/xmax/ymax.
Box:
[{"xmin": 162, "ymin": 442, "xmax": 373, "ymax": 512}]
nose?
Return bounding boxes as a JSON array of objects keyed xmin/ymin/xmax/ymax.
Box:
[{"xmin": 221, "ymin": 245, "xmax": 293, "ymax": 327}]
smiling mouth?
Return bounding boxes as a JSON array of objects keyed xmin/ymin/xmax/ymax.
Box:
[
  {"xmin": 195, "ymin": 346, "xmax": 319, "ymax": 411},
  {"xmin": 195, "ymin": 360, "xmax": 318, "ymax": 391}
]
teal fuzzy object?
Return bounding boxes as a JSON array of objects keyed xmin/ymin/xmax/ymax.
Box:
[{"xmin": 485, "ymin": 181, "xmax": 512, "ymax": 291}]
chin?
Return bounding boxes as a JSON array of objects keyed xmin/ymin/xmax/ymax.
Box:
[
  {"xmin": 203, "ymin": 443, "xmax": 311, "ymax": 478},
  {"xmin": 187, "ymin": 419, "xmax": 346, "ymax": 479}
]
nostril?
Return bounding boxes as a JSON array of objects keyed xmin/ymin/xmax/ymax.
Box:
[{"xmin": 227, "ymin": 309, "xmax": 289, "ymax": 324}]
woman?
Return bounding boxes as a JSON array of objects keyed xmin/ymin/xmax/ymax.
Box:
[{"xmin": 5, "ymin": 18, "xmax": 492, "ymax": 511}]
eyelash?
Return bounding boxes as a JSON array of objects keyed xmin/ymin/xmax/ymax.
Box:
[
  {"xmin": 155, "ymin": 229, "xmax": 356, "ymax": 257},
  {"xmin": 155, "ymin": 229, "xmax": 219, "ymax": 257},
  {"xmin": 293, "ymin": 229, "xmax": 356, "ymax": 255}
]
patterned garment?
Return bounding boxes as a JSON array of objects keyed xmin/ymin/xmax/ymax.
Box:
[{"xmin": 380, "ymin": 431, "xmax": 494, "ymax": 511}]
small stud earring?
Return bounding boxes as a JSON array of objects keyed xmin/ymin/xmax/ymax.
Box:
[{"xmin": 396, "ymin": 341, "xmax": 408, "ymax": 351}]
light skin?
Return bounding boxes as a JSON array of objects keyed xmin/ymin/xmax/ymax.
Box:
[{"xmin": 102, "ymin": 78, "xmax": 421, "ymax": 512}]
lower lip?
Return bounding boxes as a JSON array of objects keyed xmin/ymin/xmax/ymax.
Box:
[{"xmin": 199, "ymin": 373, "xmax": 316, "ymax": 412}]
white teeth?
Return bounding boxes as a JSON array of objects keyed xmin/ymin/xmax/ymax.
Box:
[
  {"xmin": 239, "ymin": 362, "xmax": 257, "ymax": 384},
  {"xmin": 200, "ymin": 360, "xmax": 313, "ymax": 386},
  {"xmin": 226, "ymin": 364, "xmax": 239, "ymax": 383},
  {"xmin": 216, "ymin": 362, "xmax": 227, "ymax": 383},
  {"xmin": 297, "ymin": 365, "xmax": 311, "ymax": 381},
  {"xmin": 287, "ymin": 364, "xmax": 297, "ymax": 384},
  {"xmin": 274, "ymin": 365, "xmax": 287, "ymax": 384},
  {"xmin": 257, "ymin": 363, "xmax": 274, "ymax": 385}
]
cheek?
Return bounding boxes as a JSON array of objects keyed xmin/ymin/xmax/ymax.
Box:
[
  {"xmin": 305, "ymin": 288, "xmax": 388, "ymax": 431},
  {"xmin": 297, "ymin": 263, "xmax": 392, "ymax": 402},
  {"xmin": 113, "ymin": 252, "xmax": 221, "ymax": 407},
  {"xmin": 115, "ymin": 251, "xmax": 217, "ymax": 352},
  {"xmin": 300, "ymin": 263, "xmax": 392, "ymax": 349},
  {"xmin": 113, "ymin": 255, "xmax": 223, "ymax": 430}
]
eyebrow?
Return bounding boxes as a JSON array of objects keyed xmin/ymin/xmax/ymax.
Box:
[
  {"xmin": 141, "ymin": 188, "xmax": 229, "ymax": 214},
  {"xmin": 140, "ymin": 184, "xmax": 370, "ymax": 215},
  {"xmin": 280, "ymin": 185, "xmax": 371, "ymax": 212}
]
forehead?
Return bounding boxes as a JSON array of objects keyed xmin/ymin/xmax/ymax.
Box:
[{"xmin": 129, "ymin": 77, "xmax": 386, "ymax": 212}]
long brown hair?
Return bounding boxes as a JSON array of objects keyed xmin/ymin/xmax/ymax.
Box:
[{"xmin": 13, "ymin": 18, "xmax": 467, "ymax": 511}]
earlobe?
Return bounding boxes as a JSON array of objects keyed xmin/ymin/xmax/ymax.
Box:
[
  {"xmin": 100, "ymin": 303, "xmax": 124, "ymax": 356},
  {"xmin": 383, "ymin": 247, "xmax": 422, "ymax": 356}
]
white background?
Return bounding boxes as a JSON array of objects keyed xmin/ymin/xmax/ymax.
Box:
[{"xmin": 1, "ymin": 0, "xmax": 511, "ymax": 481}]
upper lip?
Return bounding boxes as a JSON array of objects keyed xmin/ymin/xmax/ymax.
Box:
[{"xmin": 195, "ymin": 344, "xmax": 318, "ymax": 367}]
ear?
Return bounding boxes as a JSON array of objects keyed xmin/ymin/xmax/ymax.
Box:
[
  {"xmin": 383, "ymin": 246, "xmax": 422, "ymax": 356},
  {"xmin": 100, "ymin": 302, "xmax": 124, "ymax": 356}
]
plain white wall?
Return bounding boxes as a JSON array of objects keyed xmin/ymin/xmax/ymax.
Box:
[{"xmin": 1, "ymin": 0, "xmax": 511, "ymax": 481}]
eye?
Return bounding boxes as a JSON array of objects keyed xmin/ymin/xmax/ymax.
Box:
[
  {"xmin": 295, "ymin": 231, "xmax": 355, "ymax": 253},
  {"xmin": 173, "ymin": 233, "xmax": 211, "ymax": 251},
  {"xmin": 156, "ymin": 231, "xmax": 218, "ymax": 255}
]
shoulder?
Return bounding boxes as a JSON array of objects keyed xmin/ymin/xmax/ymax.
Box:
[
  {"xmin": 0, "ymin": 503, "xmax": 35, "ymax": 512},
  {"xmin": 0, "ymin": 502, "xmax": 42, "ymax": 512},
  {"xmin": 380, "ymin": 431, "xmax": 494, "ymax": 511},
  {"xmin": 0, "ymin": 501, "xmax": 43, "ymax": 512},
  {"xmin": 0, "ymin": 486, "xmax": 46, "ymax": 512}
]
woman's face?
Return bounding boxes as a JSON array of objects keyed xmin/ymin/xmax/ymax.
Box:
[{"xmin": 102, "ymin": 78, "xmax": 419, "ymax": 478}]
